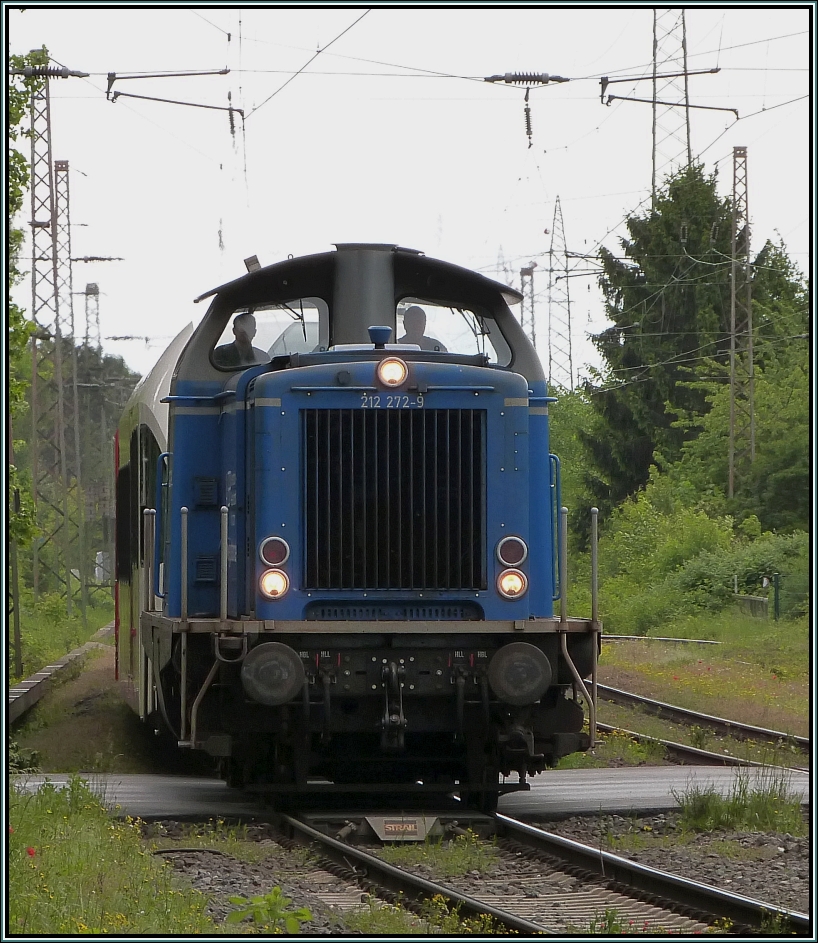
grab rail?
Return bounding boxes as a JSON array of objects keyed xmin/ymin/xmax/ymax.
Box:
[
  {"xmin": 153, "ymin": 452, "xmax": 170, "ymax": 599},
  {"xmin": 549, "ymin": 454, "xmax": 561, "ymax": 601}
]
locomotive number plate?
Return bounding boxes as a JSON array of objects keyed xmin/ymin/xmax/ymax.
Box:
[{"xmin": 360, "ymin": 393, "xmax": 424, "ymax": 409}]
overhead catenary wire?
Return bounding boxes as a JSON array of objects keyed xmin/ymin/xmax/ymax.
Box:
[
  {"xmin": 31, "ymin": 13, "xmax": 805, "ymax": 385},
  {"xmin": 245, "ymin": 9, "xmax": 372, "ymax": 120}
]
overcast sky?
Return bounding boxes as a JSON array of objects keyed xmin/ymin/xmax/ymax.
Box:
[{"xmin": 8, "ymin": 3, "xmax": 812, "ymax": 381}]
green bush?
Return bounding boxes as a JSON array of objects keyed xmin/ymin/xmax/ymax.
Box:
[
  {"xmin": 670, "ymin": 530, "xmax": 808, "ymax": 617},
  {"xmin": 597, "ymin": 471, "xmax": 733, "ymax": 584},
  {"xmin": 592, "ymin": 466, "xmax": 809, "ymax": 635},
  {"xmin": 9, "ymin": 592, "xmax": 114, "ymax": 683}
]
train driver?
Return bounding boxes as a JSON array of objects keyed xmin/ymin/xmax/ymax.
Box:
[
  {"xmin": 213, "ymin": 312, "xmax": 269, "ymax": 368},
  {"xmin": 397, "ymin": 305, "xmax": 448, "ymax": 352}
]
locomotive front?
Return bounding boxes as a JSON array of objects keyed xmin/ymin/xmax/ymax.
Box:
[{"xmin": 124, "ymin": 244, "xmax": 600, "ymax": 810}]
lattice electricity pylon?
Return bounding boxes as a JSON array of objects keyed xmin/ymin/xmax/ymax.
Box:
[
  {"xmin": 82, "ymin": 281, "xmax": 117, "ymax": 596},
  {"xmin": 495, "ymin": 246, "xmax": 514, "ymax": 289},
  {"xmin": 54, "ymin": 160, "xmax": 90, "ymax": 622},
  {"xmin": 28, "ymin": 75, "xmax": 75, "ymax": 609},
  {"xmin": 519, "ymin": 263, "xmax": 537, "ymax": 348},
  {"xmin": 728, "ymin": 145, "xmax": 754, "ymax": 499},
  {"xmin": 84, "ymin": 283, "xmax": 101, "ymax": 350},
  {"xmin": 546, "ymin": 197, "xmax": 574, "ymax": 391},
  {"xmin": 652, "ymin": 8, "xmax": 693, "ymax": 207}
]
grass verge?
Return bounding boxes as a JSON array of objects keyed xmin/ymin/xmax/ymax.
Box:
[
  {"xmin": 556, "ymin": 726, "xmax": 667, "ymax": 769},
  {"xmin": 10, "ymin": 592, "xmax": 115, "ymax": 685},
  {"xmin": 672, "ymin": 766, "xmax": 805, "ymax": 835},
  {"xmin": 8, "ymin": 777, "xmax": 216, "ymax": 934},
  {"xmin": 598, "ymin": 613, "xmax": 808, "ymax": 737}
]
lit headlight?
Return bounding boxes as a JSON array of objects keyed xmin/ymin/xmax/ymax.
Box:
[
  {"xmin": 497, "ymin": 568, "xmax": 528, "ymax": 599},
  {"xmin": 377, "ymin": 357, "xmax": 408, "ymax": 387},
  {"xmin": 260, "ymin": 568, "xmax": 289, "ymax": 599}
]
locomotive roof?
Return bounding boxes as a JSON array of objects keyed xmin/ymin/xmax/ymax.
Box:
[{"xmin": 194, "ymin": 243, "xmax": 523, "ymax": 307}]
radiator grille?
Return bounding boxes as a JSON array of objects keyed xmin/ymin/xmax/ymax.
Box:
[
  {"xmin": 305, "ymin": 602, "xmax": 483, "ymax": 621},
  {"xmin": 303, "ymin": 409, "xmax": 486, "ymax": 590}
]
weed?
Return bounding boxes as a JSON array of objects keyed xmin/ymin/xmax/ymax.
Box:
[
  {"xmin": 343, "ymin": 894, "xmax": 426, "ymax": 935},
  {"xmin": 586, "ymin": 727, "xmax": 667, "ymax": 767},
  {"xmin": 420, "ymin": 893, "xmax": 506, "ymax": 934},
  {"xmin": 226, "ymin": 886, "xmax": 312, "ymax": 933},
  {"xmin": 344, "ymin": 893, "xmax": 505, "ymax": 936},
  {"xmin": 589, "ymin": 907, "xmax": 627, "ymax": 933},
  {"xmin": 759, "ymin": 909, "xmax": 792, "ymax": 935},
  {"xmin": 555, "ymin": 750, "xmax": 608, "ymax": 770},
  {"xmin": 672, "ymin": 767, "xmax": 805, "ymax": 835},
  {"xmin": 379, "ymin": 828, "xmax": 498, "ymax": 878},
  {"xmin": 689, "ymin": 725, "xmax": 710, "ymax": 750},
  {"xmin": 159, "ymin": 818, "xmax": 268, "ymax": 864},
  {"xmin": 8, "ymin": 736, "xmax": 40, "ymax": 773},
  {"xmin": 8, "ymin": 776, "xmax": 214, "ymax": 934}
]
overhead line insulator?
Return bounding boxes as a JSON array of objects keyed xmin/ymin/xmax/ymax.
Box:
[
  {"xmin": 9, "ymin": 65, "xmax": 89, "ymax": 78},
  {"xmin": 485, "ymin": 72, "xmax": 568, "ymax": 85}
]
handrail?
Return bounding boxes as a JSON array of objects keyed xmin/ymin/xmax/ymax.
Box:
[
  {"xmin": 590, "ymin": 506, "xmax": 600, "ymax": 749},
  {"xmin": 220, "ymin": 506, "xmax": 229, "ymax": 621},
  {"xmin": 559, "ymin": 506, "xmax": 568, "ymax": 625},
  {"xmin": 560, "ymin": 630, "xmax": 596, "ymax": 747},
  {"xmin": 180, "ymin": 507, "xmax": 189, "ymax": 620},
  {"xmin": 590, "ymin": 506, "xmax": 599, "ymax": 626},
  {"xmin": 549, "ymin": 454, "xmax": 561, "ymax": 601},
  {"xmin": 160, "ymin": 391, "xmax": 235, "ymax": 403},
  {"xmin": 142, "ymin": 509, "xmax": 156, "ymax": 612},
  {"xmin": 153, "ymin": 452, "xmax": 170, "ymax": 599}
]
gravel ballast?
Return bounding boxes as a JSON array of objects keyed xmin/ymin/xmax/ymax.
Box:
[{"xmin": 149, "ymin": 810, "xmax": 810, "ymax": 934}]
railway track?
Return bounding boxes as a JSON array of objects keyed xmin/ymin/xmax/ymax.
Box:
[
  {"xmin": 271, "ymin": 809, "xmax": 809, "ymax": 935},
  {"xmin": 596, "ymin": 684, "xmax": 809, "ymax": 771},
  {"xmin": 595, "ymin": 721, "xmax": 809, "ymax": 771},
  {"xmin": 597, "ymin": 683, "xmax": 809, "ymax": 754}
]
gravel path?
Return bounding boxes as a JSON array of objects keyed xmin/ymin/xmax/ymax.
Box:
[{"xmin": 147, "ymin": 810, "xmax": 810, "ymax": 934}]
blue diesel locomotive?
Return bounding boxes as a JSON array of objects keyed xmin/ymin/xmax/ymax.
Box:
[{"xmin": 115, "ymin": 243, "xmax": 600, "ymax": 810}]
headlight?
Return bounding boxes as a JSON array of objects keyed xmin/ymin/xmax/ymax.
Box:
[
  {"xmin": 377, "ymin": 357, "xmax": 408, "ymax": 387},
  {"xmin": 497, "ymin": 568, "xmax": 527, "ymax": 599},
  {"xmin": 259, "ymin": 536, "xmax": 290, "ymax": 566},
  {"xmin": 496, "ymin": 536, "xmax": 528, "ymax": 566},
  {"xmin": 259, "ymin": 568, "xmax": 289, "ymax": 599}
]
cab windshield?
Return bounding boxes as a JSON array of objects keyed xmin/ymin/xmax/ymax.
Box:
[
  {"xmin": 396, "ymin": 299, "xmax": 509, "ymax": 365},
  {"xmin": 211, "ymin": 298, "xmax": 327, "ymax": 369}
]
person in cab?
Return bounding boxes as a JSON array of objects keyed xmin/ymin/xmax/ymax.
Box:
[
  {"xmin": 397, "ymin": 305, "xmax": 447, "ymax": 352},
  {"xmin": 213, "ymin": 312, "xmax": 269, "ymax": 368}
]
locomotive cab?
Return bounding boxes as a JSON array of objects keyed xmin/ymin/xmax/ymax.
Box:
[{"xmin": 119, "ymin": 243, "xmax": 601, "ymax": 810}]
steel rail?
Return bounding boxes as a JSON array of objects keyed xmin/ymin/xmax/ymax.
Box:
[
  {"xmin": 597, "ymin": 684, "xmax": 809, "ymax": 753},
  {"xmin": 596, "ymin": 722, "xmax": 809, "ymax": 773},
  {"xmin": 494, "ymin": 813, "xmax": 811, "ymax": 934},
  {"xmin": 280, "ymin": 813, "xmax": 548, "ymax": 935}
]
